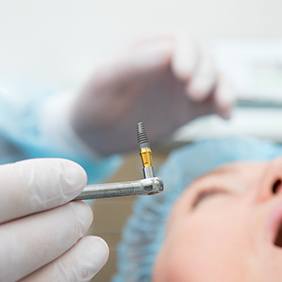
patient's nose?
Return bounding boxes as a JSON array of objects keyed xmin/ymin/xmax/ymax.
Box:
[{"xmin": 256, "ymin": 158, "xmax": 282, "ymax": 201}]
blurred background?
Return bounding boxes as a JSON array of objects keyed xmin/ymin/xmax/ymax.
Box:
[{"xmin": 1, "ymin": 0, "xmax": 282, "ymax": 280}]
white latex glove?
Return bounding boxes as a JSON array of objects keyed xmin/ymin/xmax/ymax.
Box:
[
  {"xmin": 70, "ymin": 35, "xmax": 234, "ymax": 155},
  {"xmin": 0, "ymin": 158, "xmax": 108, "ymax": 282}
]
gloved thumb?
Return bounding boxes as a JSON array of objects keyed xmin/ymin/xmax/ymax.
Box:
[{"xmin": 0, "ymin": 158, "xmax": 87, "ymax": 223}]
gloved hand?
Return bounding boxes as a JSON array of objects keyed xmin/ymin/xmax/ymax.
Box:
[
  {"xmin": 0, "ymin": 158, "xmax": 108, "ymax": 282},
  {"xmin": 70, "ymin": 35, "xmax": 234, "ymax": 155}
]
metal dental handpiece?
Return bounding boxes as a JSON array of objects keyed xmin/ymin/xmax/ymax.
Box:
[{"xmin": 74, "ymin": 122, "xmax": 164, "ymax": 200}]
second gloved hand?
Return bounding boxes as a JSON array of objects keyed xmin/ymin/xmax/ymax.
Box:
[
  {"xmin": 0, "ymin": 158, "xmax": 108, "ymax": 282},
  {"xmin": 70, "ymin": 35, "xmax": 234, "ymax": 155}
]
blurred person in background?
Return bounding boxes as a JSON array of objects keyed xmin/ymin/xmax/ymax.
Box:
[{"xmin": 0, "ymin": 35, "xmax": 233, "ymax": 281}]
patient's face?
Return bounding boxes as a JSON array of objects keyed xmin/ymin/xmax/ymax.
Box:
[{"xmin": 153, "ymin": 158, "xmax": 282, "ymax": 282}]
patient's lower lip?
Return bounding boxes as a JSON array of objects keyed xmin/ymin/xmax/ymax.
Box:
[{"xmin": 268, "ymin": 204, "xmax": 282, "ymax": 245}]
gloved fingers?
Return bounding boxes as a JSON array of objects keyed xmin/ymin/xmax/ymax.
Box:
[
  {"xmin": 171, "ymin": 34, "xmax": 199, "ymax": 81},
  {"xmin": 94, "ymin": 37, "xmax": 173, "ymax": 87},
  {"xmin": 95, "ymin": 34, "xmax": 198, "ymax": 87},
  {"xmin": 214, "ymin": 76, "xmax": 235, "ymax": 119},
  {"xmin": 0, "ymin": 201, "xmax": 93, "ymax": 282},
  {"xmin": 124, "ymin": 37, "xmax": 173, "ymax": 75},
  {"xmin": 186, "ymin": 50, "xmax": 217, "ymax": 101},
  {"xmin": 0, "ymin": 158, "xmax": 87, "ymax": 223},
  {"xmin": 21, "ymin": 236, "xmax": 109, "ymax": 282}
]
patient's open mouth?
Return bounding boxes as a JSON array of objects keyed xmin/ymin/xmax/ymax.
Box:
[
  {"xmin": 274, "ymin": 220, "xmax": 282, "ymax": 248},
  {"xmin": 270, "ymin": 204, "xmax": 282, "ymax": 248}
]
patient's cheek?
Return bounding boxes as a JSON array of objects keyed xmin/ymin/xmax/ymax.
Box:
[
  {"xmin": 152, "ymin": 251, "xmax": 166, "ymax": 282},
  {"xmin": 153, "ymin": 246, "xmax": 193, "ymax": 282}
]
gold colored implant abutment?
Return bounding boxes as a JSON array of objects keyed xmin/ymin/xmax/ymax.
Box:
[{"xmin": 140, "ymin": 147, "xmax": 153, "ymax": 168}]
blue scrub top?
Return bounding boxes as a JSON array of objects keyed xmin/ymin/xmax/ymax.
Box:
[{"xmin": 0, "ymin": 85, "xmax": 121, "ymax": 183}]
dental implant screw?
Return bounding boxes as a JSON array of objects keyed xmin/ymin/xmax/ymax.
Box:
[{"xmin": 137, "ymin": 122, "xmax": 155, "ymax": 178}]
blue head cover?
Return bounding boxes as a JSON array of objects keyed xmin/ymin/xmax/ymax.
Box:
[{"xmin": 113, "ymin": 137, "xmax": 282, "ymax": 282}]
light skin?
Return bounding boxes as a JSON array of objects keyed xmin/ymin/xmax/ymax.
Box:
[{"xmin": 153, "ymin": 158, "xmax": 282, "ymax": 282}]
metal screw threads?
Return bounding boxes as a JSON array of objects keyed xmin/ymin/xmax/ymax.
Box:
[
  {"xmin": 137, "ymin": 122, "xmax": 150, "ymax": 148},
  {"xmin": 137, "ymin": 122, "xmax": 155, "ymax": 178}
]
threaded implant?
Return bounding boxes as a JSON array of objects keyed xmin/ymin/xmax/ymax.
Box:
[
  {"xmin": 137, "ymin": 122, "xmax": 155, "ymax": 178},
  {"xmin": 137, "ymin": 122, "xmax": 150, "ymax": 148}
]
